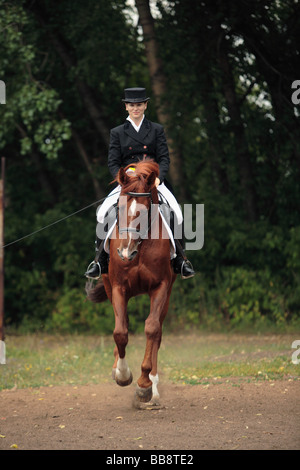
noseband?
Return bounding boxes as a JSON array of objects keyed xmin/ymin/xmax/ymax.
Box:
[{"xmin": 118, "ymin": 191, "xmax": 153, "ymax": 239}]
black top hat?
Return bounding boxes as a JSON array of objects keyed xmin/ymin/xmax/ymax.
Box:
[{"xmin": 122, "ymin": 88, "xmax": 150, "ymax": 103}]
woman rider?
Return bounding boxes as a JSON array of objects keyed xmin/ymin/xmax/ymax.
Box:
[{"xmin": 85, "ymin": 87, "xmax": 195, "ymax": 280}]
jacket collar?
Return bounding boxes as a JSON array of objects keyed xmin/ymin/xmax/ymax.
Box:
[{"xmin": 124, "ymin": 117, "xmax": 151, "ymax": 144}]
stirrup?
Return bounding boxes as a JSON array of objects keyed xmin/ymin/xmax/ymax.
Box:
[
  {"xmin": 85, "ymin": 261, "xmax": 101, "ymax": 280},
  {"xmin": 181, "ymin": 260, "xmax": 195, "ymax": 279}
]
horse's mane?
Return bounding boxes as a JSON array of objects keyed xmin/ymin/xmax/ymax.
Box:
[{"xmin": 115, "ymin": 160, "xmax": 159, "ymax": 194}]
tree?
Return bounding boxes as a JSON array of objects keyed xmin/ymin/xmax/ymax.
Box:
[{"xmin": 135, "ymin": 0, "xmax": 185, "ymax": 197}]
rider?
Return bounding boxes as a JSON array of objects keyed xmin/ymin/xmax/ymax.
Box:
[{"xmin": 85, "ymin": 87, "xmax": 195, "ymax": 280}]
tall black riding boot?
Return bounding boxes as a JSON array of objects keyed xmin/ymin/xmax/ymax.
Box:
[
  {"xmin": 85, "ymin": 237, "xmax": 109, "ymax": 279},
  {"xmin": 171, "ymin": 219, "xmax": 195, "ymax": 279}
]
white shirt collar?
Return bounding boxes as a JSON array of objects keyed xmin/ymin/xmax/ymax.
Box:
[{"xmin": 126, "ymin": 114, "xmax": 145, "ymax": 132}]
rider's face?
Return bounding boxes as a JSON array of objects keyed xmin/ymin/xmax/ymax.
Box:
[{"xmin": 125, "ymin": 102, "xmax": 147, "ymax": 122}]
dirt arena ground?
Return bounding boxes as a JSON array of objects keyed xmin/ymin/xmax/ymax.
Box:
[{"xmin": 0, "ymin": 378, "xmax": 299, "ymax": 451}]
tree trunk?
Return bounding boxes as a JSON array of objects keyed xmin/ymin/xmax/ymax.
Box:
[
  {"xmin": 201, "ymin": 69, "xmax": 229, "ymax": 195},
  {"xmin": 233, "ymin": 12, "xmax": 300, "ymax": 170},
  {"xmin": 71, "ymin": 128, "xmax": 105, "ymax": 199},
  {"xmin": 57, "ymin": 111, "xmax": 105, "ymax": 200},
  {"xmin": 244, "ymin": 37, "xmax": 300, "ymax": 170},
  {"xmin": 217, "ymin": 34, "xmax": 257, "ymax": 222},
  {"xmin": 135, "ymin": 0, "xmax": 184, "ymax": 197}
]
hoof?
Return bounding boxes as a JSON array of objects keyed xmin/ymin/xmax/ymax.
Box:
[
  {"xmin": 135, "ymin": 384, "xmax": 153, "ymax": 403},
  {"xmin": 149, "ymin": 396, "xmax": 160, "ymax": 406},
  {"xmin": 133, "ymin": 388, "xmax": 162, "ymax": 410},
  {"xmin": 115, "ymin": 371, "xmax": 133, "ymax": 387}
]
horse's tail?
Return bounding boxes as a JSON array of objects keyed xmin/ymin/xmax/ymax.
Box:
[{"xmin": 85, "ymin": 279, "xmax": 108, "ymax": 303}]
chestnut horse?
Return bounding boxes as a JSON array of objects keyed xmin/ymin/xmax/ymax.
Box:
[{"xmin": 87, "ymin": 161, "xmax": 176, "ymax": 405}]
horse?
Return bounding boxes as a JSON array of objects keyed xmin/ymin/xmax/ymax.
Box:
[{"xmin": 87, "ymin": 160, "xmax": 177, "ymax": 406}]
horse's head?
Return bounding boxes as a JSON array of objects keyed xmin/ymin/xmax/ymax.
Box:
[{"xmin": 116, "ymin": 161, "xmax": 159, "ymax": 261}]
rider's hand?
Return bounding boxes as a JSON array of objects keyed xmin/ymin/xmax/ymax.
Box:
[{"xmin": 155, "ymin": 177, "xmax": 160, "ymax": 187}]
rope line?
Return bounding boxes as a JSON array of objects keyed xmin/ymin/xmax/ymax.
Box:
[{"xmin": 2, "ymin": 195, "xmax": 109, "ymax": 249}]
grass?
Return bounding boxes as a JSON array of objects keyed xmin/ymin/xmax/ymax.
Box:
[{"xmin": 0, "ymin": 332, "xmax": 299, "ymax": 390}]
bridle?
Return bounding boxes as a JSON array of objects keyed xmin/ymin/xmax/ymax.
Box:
[{"xmin": 117, "ymin": 191, "xmax": 157, "ymax": 241}]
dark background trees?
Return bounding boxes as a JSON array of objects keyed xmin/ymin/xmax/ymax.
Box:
[{"xmin": 1, "ymin": 0, "xmax": 299, "ymax": 332}]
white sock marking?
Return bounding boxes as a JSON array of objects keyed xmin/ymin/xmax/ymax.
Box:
[
  {"xmin": 149, "ymin": 373, "xmax": 159, "ymax": 398},
  {"xmin": 116, "ymin": 357, "xmax": 131, "ymax": 381}
]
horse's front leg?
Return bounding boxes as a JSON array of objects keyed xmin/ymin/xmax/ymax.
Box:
[
  {"xmin": 136, "ymin": 283, "xmax": 170, "ymax": 404},
  {"xmin": 111, "ymin": 286, "xmax": 133, "ymax": 387}
]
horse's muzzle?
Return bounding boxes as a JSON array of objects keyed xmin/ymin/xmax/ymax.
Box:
[{"xmin": 117, "ymin": 248, "xmax": 138, "ymax": 261}]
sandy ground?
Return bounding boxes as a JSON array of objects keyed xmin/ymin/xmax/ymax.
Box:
[{"xmin": 0, "ymin": 378, "xmax": 299, "ymax": 451}]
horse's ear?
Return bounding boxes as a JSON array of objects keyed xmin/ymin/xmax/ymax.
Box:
[
  {"xmin": 146, "ymin": 171, "xmax": 156, "ymax": 188},
  {"xmin": 117, "ymin": 167, "xmax": 128, "ymax": 186}
]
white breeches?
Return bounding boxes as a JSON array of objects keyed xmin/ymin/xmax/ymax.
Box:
[{"xmin": 96, "ymin": 182, "xmax": 183, "ymax": 225}]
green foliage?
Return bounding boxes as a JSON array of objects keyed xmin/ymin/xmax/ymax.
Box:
[
  {"xmin": 0, "ymin": 3, "xmax": 72, "ymax": 160},
  {"xmin": 48, "ymin": 292, "xmax": 159, "ymax": 334},
  {"xmin": 285, "ymin": 227, "xmax": 300, "ymax": 272},
  {"xmin": 216, "ymin": 268, "xmax": 287, "ymax": 328},
  {"xmin": 50, "ymin": 288, "xmax": 115, "ymax": 334}
]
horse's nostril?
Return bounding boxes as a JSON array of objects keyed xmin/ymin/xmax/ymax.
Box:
[
  {"xmin": 117, "ymin": 248, "xmax": 124, "ymax": 260},
  {"xmin": 129, "ymin": 250, "xmax": 138, "ymax": 260}
]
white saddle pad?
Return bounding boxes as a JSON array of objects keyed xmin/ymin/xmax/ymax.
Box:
[{"xmin": 97, "ymin": 183, "xmax": 183, "ymax": 225}]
